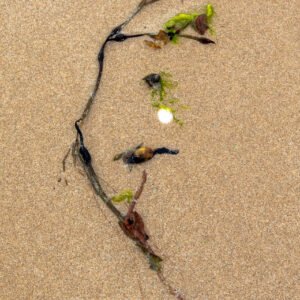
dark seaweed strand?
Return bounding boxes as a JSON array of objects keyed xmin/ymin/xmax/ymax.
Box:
[
  {"xmin": 73, "ymin": 0, "xmax": 161, "ymax": 214},
  {"xmin": 75, "ymin": 121, "xmax": 92, "ymax": 165},
  {"xmin": 178, "ymin": 33, "xmax": 215, "ymax": 44},
  {"xmin": 77, "ymin": 138, "xmax": 164, "ymax": 261},
  {"xmin": 78, "ymin": 0, "xmax": 160, "ymax": 123},
  {"xmin": 80, "ymin": 155, "xmax": 123, "ymax": 221},
  {"xmin": 153, "ymin": 147, "xmax": 179, "ymax": 155},
  {"xmin": 108, "ymin": 33, "xmax": 153, "ymax": 42},
  {"xmin": 118, "ymin": 0, "xmax": 160, "ymax": 29},
  {"xmin": 71, "ymin": 0, "xmax": 166, "ymax": 270},
  {"xmin": 75, "ymin": 120, "xmax": 84, "ymax": 145},
  {"xmin": 72, "ymin": 1, "xmax": 161, "ymax": 216},
  {"xmin": 69, "ymin": 1, "xmax": 187, "ymax": 298},
  {"xmin": 72, "ymin": 0, "xmax": 161, "ymax": 223}
]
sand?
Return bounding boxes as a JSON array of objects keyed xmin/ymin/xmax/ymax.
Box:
[{"xmin": 1, "ymin": 0, "xmax": 299, "ymax": 299}]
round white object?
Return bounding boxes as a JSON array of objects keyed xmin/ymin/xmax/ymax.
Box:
[{"xmin": 157, "ymin": 108, "xmax": 173, "ymax": 124}]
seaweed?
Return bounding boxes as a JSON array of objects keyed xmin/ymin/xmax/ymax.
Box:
[
  {"xmin": 194, "ymin": 4, "xmax": 216, "ymax": 35},
  {"xmin": 118, "ymin": 171, "xmax": 163, "ymax": 271},
  {"xmin": 113, "ymin": 144, "xmax": 179, "ymax": 168},
  {"xmin": 63, "ymin": 0, "xmax": 165, "ymax": 268},
  {"xmin": 144, "ymin": 3, "xmax": 216, "ymax": 47},
  {"xmin": 62, "ymin": 1, "xmax": 218, "ymax": 299},
  {"xmin": 111, "ymin": 189, "xmax": 133, "ymax": 204},
  {"xmin": 164, "ymin": 13, "xmax": 199, "ymax": 35},
  {"xmin": 205, "ymin": 3, "xmax": 216, "ymax": 31},
  {"xmin": 144, "ymin": 72, "xmax": 187, "ymax": 126}
]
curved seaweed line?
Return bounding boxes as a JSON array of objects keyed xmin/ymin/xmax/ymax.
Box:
[{"xmin": 63, "ymin": 1, "xmax": 213, "ymax": 299}]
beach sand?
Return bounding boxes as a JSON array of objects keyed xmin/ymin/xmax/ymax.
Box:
[{"xmin": 1, "ymin": 1, "xmax": 299, "ymax": 299}]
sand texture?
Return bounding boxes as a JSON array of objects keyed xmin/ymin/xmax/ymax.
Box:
[{"xmin": 1, "ymin": 0, "xmax": 299, "ymax": 299}]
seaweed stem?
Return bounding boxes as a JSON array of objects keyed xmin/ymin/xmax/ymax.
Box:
[
  {"xmin": 178, "ymin": 33, "xmax": 215, "ymax": 44},
  {"xmin": 68, "ymin": 0, "xmax": 164, "ymax": 267},
  {"xmin": 63, "ymin": 1, "xmax": 187, "ymax": 298},
  {"xmin": 78, "ymin": 0, "xmax": 160, "ymax": 124},
  {"xmin": 79, "ymin": 153, "xmax": 124, "ymax": 221},
  {"xmin": 127, "ymin": 170, "xmax": 147, "ymax": 215}
]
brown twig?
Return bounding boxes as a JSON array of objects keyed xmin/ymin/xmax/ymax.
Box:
[{"xmin": 128, "ymin": 170, "xmax": 147, "ymax": 213}]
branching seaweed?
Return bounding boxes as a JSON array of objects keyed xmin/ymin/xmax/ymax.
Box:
[
  {"xmin": 78, "ymin": 0, "xmax": 161, "ymax": 124},
  {"xmin": 62, "ymin": 1, "xmax": 217, "ymax": 299},
  {"xmin": 145, "ymin": 3, "xmax": 216, "ymax": 47}
]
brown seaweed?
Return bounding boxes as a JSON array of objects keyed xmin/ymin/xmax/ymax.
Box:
[{"xmin": 114, "ymin": 144, "xmax": 179, "ymax": 166}]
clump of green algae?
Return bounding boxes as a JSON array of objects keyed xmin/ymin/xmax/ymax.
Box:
[
  {"xmin": 144, "ymin": 72, "xmax": 188, "ymax": 126},
  {"xmin": 111, "ymin": 189, "xmax": 133, "ymax": 203},
  {"xmin": 164, "ymin": 3, "xmax": 216, "ymax": 41}
]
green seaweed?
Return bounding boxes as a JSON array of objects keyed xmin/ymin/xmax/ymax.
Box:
[
  {"xmin": 164, "ymin": 12, "xmax": 198, "ymax": 43},
  {"xmin": 203, "ymin": 4, "xmax": 216, "ymax": 35},
  {"xmin": 164, "ymin": 4, "xmax": 216, "ymax": 40},
  {"xmin": 205, "ymin": 4, "xmax": 215, "ymax": 23},
  {"xmin": 148, "ymin": 253, "xmax": 163, "ymax": 272},
  {"xmin": 164, "ymin": 13, "xmax": 199, "ymax": 34},
  {"xmin": 111, "ymin": 189, "xmax": 134, "ymax": 203},
  {"xmin": 147, "ymin": 72, "xmax": 187, "ymax": 126},
  {"xmin": 144, "ymin": 4, "xmax": 216, "ymax": 48}
]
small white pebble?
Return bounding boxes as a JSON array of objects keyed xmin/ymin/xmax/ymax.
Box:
[{"xmin": 157, "ymin": 108, "xmax": 173, "ymax": 124}]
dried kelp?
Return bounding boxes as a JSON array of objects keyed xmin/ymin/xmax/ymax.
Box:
[
  {"xmin": 62, "ymin": 0, "xmax": 166, "ymax": 271},
  {"xmin": 61, "ymin": 1, "xmax": 222, "ymax": 298},
  {"xmin": 118, "ymin": 171, "xmax": 163, "ymax": 271},
  {"xmin": 114, "ymin": 144, "xmax": 179, "ymax": 167}
]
